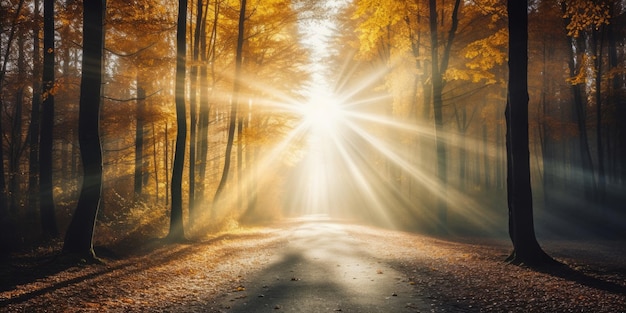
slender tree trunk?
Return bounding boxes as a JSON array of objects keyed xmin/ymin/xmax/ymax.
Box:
[
  {"xmin": 62, "ymin": 0, "xmax": 105, "ymax": 260},
  {"xmin": 29, "ymin": 0, "xmax": 42, "ymax": 219},
  {"xmin": 483, "ymin": 124, "xmax": 490, "ymax": 188},
  {"xmin": 168, "ymin": 0, "xmax": 188, "ymax": 241},
  {"xmin": 196, "ymin": 1, "xmax": 216, "ymax": 208},
  {"xmin": 607, "ymin": 5, "xmax": 625, "ymax": 183},
  {"xmin": 152, "ymin": 122, "xmax": 159, "ymax": 203},
  {"xmin": 428, "ymin": 0, "xmax": 460, "ymax": 231},
  {"xmin": 505, "ymin": 0, "xmax": 552, "ymax": 266},
  {"xmin": 561, "ymin": 3, "xmax": 596, "ymax": 199},
  {"xmin": 188, "ymin": 0, "xmax": 204, "ymax": 219},
  {"xmin": 592, "ymin": 29, "xmax": 606, "ymax": 201},
  {"xmin": 164, "ymin": 122, "xmax": 170, "ymax": 206},
  {"xmin": 213, "ymin": 0, "xmax": 246, "ymax": 210},
  {"xmin": 134, "ymin": 84, "xmax": 145, "ymax": 198},
  {"xmin": 9, "ymin": 36, "xmax": 26, "ymax": 214},
  {"xmin": 237, "ymin": 106, "xmax": 244, "ymax": 209},
  {"xmin": 40, "ymin": 0, "xmax": 58, "ymax": 238}
]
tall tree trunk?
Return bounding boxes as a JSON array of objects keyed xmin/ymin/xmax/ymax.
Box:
[
  {"xmin": 561, "ymin": 3, "xmax": 596, "ymax": 199},
  {"xmin": 213, "ymin": 0, "xmax": 246, "ymax": 210},
  {"xmin": 607, "ymin": 5, "xmax": 625, "ymax": 183},
  {"xmin": 62, "ymin": 0, "xmax": 105, "ymax": 260},
  {"xmin": 196, "ymin": 1, "xmax": 216, "ymax": 208},
  {"xmin": 29, "ymin": 0, "xmax": 42, "ymax": 219},
  {"xmin": 505, "ymin": 0, "xmax": 552, "ymax": 266},
  {"xmin": 168, "ymin": 0, "xmax": 188, "ymax": 241},
  {"xmin": 40, "ymin": 0, "xmax": 58, "ymax": 238},
  {"xmin": 428, "ymin": 0, "xmax": 460, "ymax": 231},
  {"xmin": 188, "ymin": 0, "xmax": 204, "ymax": 219},
  {"xmin": 592, "ymin": 29, "xmax": 606, "ymax": 201},
  {"xmin": 10, "ymin": 35, "xmax": 26, "ymax": 214}
]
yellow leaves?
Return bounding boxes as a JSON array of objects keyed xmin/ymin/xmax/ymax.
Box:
[
  {"xmin": 446, "ymin": 28, "xmax": 506, "ymax": 84},
  {"xmin": 563, "ymin": 0, "xmax": 611, "ymax": 38},
  {"xmin": 464, "ymin": 28, "xmax": 507, "ymax": 70},
  {"xmin": 352, "ymin": 0, "xmax": 408, "ymax": 59},
  {"xmin": 566, "ymin": 54, "xmax": 590, "ymax": 86}
]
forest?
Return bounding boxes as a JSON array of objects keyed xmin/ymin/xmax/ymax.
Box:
[
  {"xmin": 0, "ymin": 0, "xmax": 626, "ymax": 312},
  {"xmin": 0, "ymin": 0, "xmax": 625, "ymax": 311},
  {"xmin": 1, "ymin": 0, "xmax": 625, "ymax": 256}
]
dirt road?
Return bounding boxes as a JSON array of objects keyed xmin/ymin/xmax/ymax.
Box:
[
  {"xmin": 2, "ymin": 215, "xmax": 625, "ymax": 312},
  {"xmin": 218, "ymin": 217, "xmax": 427, "ymax": 312}
]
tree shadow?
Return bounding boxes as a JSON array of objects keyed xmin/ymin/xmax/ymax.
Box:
[
  {"xmin": 531, "ymin": 260, "xmax": 626, "ymax": 295},
  {"xmin": 0, "ymin": 232, "xmax": 274, "ymax": 307}
]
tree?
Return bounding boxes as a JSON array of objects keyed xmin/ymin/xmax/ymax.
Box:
[
  {"xmin": 505, "ymin": 0, "xmax": 552, "ymax": 266},
  {"xmin": 167, "ymin": 0, "xmax": 188, "ymax": 241},
  {"xmin": 62, "ymin": 0, "xmax": 106, "ymax": 261},
  {"xmin": 429, "ymin": 0, "xmax": 461, "ymax": 231},
  {"xmin": 39, "ymin": 0, "xmax": 59, "ymax": 238},
  {"xmin": 29, "ymin": 0, "xmax": 42, "ymax": 219},
  {"xmin": 213, "ymin": 0, "xmax": 247, "ymax": 210}
]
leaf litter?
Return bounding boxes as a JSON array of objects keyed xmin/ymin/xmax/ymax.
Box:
[{"xmin": 1, "ymin": 221, "xmax": 624, "ymax": 312}]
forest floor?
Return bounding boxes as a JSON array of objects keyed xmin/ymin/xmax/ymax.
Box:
[{"xmin": 1, "ymin": 215, "xmax": 625, "ymax": 312}]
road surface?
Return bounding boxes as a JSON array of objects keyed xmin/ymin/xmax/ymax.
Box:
[{"xmin": 216, "ymin": 216, "xmax": 428, "ymax": 312}]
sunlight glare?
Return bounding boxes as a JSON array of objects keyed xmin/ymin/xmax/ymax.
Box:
[{"xmin": 302, "ymin": 93, "xmax": 344, "ymax": 136}]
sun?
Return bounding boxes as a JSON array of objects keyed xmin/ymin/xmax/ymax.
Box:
[{"xmin": 302, "ymin": 93, "xmax": 345, "ymax": 136}]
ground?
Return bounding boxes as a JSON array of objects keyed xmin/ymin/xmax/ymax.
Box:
[{"xmin": 1, "ymin": 216, "xmax": 625, "ymax": 312}]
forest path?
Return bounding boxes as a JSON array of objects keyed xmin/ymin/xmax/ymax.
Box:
[
  {"xmin": 1, "ymin": 215, "xmax": 625, "ymax": 312},
  {"xmin": 215, "ymin": 216, "xmax": 427, "ymax": 312}
]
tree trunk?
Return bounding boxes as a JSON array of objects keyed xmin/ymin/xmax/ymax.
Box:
[
  {"xmin": 62, "ymin": 0, "xmax": 105, "ymax": 260},
  {"xmin": 167, "ymin": 0, "xmax": 188, "ymax": 241},
  {"xmin": 505, "ymin": 0, "xmax": 552, "ymax": 266},
  {"xmin": 483, "ymin": 124, "xmax": 490, "ymax": 188},
  {"xmin": 592, "ymin": 29, "xmax": 606, "ymax": 201},
  {"xmin": 9, "ymin": 34, "xmax": 26, "ymax": 214},
  {"xmin": 561, "ymin": 3, "xmax": 597, "ymax": 200},
  {"xmin": 428, "ymin": 0, "xmax": 460, "ymax": 232},
  {"xmin": 40, "ymin": 0, "xmax": 58, "ymax": 238},
  {"xmin": 134, "ymin": 84, "xmax": 145, "ymax": 198},
  {"xmin": 152, "ymin": 122, "xmax": 159, "ymax": 203},
  {"xmin": 188, "ymin": 0, "xmax": 204, "ymax": 219},
  {"xmin": 607, "ymin": 5, "xmax": 625, "ymax": 183},
  {"xmin": 213, "ymin": 0, "xmax": 246, "ymax": 210},
  {"xmin": 196, "ymin": 1, "xmax": 216, "ymax": 209},
  {"xmin": 28, "ymin": 0, "xmax": 42, "ymax": 219}
]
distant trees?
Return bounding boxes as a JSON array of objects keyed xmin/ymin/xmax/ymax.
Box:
[
  {"xmin": 1, "ymin": 0, "xmax": 621, "ymax": 253},
  {"xmin": 0, "ymin": 0, "xmax": 310, "ymax": 253}
]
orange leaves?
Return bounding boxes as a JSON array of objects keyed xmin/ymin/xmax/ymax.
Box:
[{"xmin": 562, "ymin": 0, "xmax": 611, "ymax": 38}]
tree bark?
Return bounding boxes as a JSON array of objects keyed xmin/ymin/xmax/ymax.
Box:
[
  {"xmin": 62, "ymin": 0, "xmax": 106, "ymax": 260},
  {"xmin": 428, "ymin": 0, "xmax": 460, "ymax": 232},
  {"xmin": 28, "ymin": 0, "xmax": 42, "ymax": 218},
  {"xmin": 134, "ymin": 84, "xmax": 145, "ymax": 198},
  {"xmin": 40, "ymin": 0, "xmax": 58, "ymax": 238},
  {"xmin": 167, "ymin": 0, "xmax": 188, "ymax": 241},
  {"xmin": 213, "ymin": 0, "xmax": 246, "ymax": 211},
  {"xmin": 505, "ymin": 0, "xmax": 552, "ymax": 266}
]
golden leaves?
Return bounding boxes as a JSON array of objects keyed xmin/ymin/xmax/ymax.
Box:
[
  {"xmin": 446, "ymin": 28, "xmax": 507, "ymax": 84},
  {"xmin": 562, "ymin": 0, "xmax": 611, "ymax": 38}
]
